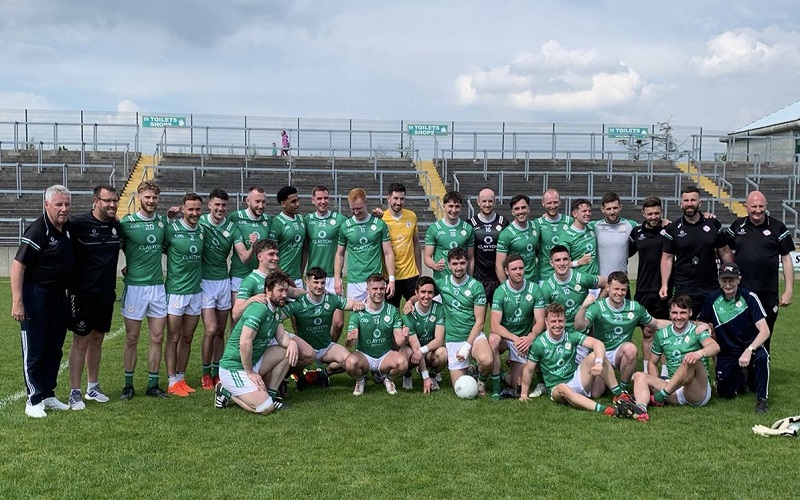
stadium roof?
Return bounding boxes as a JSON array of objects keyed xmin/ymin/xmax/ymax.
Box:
[{"xmin": 733, "ymin": 100, "xmax": 800, "ymax": 134}]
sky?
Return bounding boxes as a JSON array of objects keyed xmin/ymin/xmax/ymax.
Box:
[{"xmin": 1, "ymin": 0, "xmax": 799, "ymax": 133}]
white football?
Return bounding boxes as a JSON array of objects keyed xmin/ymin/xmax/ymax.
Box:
[{"xmin": 454, "ymin": 376, "xmax": 478, "ymax": 399}]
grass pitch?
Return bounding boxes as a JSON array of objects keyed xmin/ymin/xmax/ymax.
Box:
[{"xmin": 0, "ymin": 278, "xmax": 798, "ymax": 499}]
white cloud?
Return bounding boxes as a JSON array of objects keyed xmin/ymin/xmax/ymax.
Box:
[
  {"xmin": 454, "ymin": 41, "xmax": 647, "ymax": 112},
  {"xmin": 0, "ymin": 92, "xmax": 51, "ymax": 109},
  {"xmin": 690, "ymin": 27, "xmax": 800, "ymax": 76}
]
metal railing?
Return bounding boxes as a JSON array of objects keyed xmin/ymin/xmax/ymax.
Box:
[
  {"xmin": 0, "ymin": 162, "xmax": 122, "ymax": 197},
  {"xmin": 150, "ymin": 164, "xmax": 434, "ymax": 207},
  {"xmin": 437, "ymin": 148, "xmax": 680, "ymax": 184}
]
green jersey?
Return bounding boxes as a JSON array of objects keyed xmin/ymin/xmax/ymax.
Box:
[
  {"xmin": 120, "ymin": 212, "xmax": 167, "ymax": 286},
  {"xmin": 229, "ymin": 209, "xmax": 271, "ymax": 279},
  {"xmin": 268, "ymin": 212, "xmax": 306, "ymax": 279},
  {"xmin": 165, "ymin": 219, "xmax": 203, "ymax": 295},
  {"xmin": 424, "ymin": 219, "xmax": 475, "ymax": 280},
  {"xmin": 534, "ymin": 214, "xmax": 573, "ymax": 282},
  {"xmin": 284, "ymin": 293, "xmax": 347, "ymax": 349},
  {"xmin": 219, "ymin": 301, "xmax": 283, "ymax": 371},
  {"xmin": 337, "ymin": 215, "xmax": 390, "ymax": 282},
  {"xmin": 348, "ymin": 302, "xmax": 402, "ymax": 358},
  {"xmin": 496, "ymin": 221, "xmax": 540, "ymax": 282},
  {"xmin": 199, "ymin": 214, "xmax": 236, "ymax": 280},
  {"xmin": 491, "ymin": 280, "xmax": 546, "ymax": 337},
  {"xmin": 236, "ymin": 270, "xmax": 266, "ymax": 300},
  {"xmin": 563, "ymin": 224, "xmax": 599, "ymax": 275},
  {"xmin": 652, "ymin": 323, "xmax": 712, "ymax": 379},
  {"xmin": 435, "ymin": 275, "xmax": 487, "ymax": 342},
  {"xmin": 402, "ymin": 301, "xmax": 446, "ymax": 346},
  {"xmin": 528, "ymin": 329, "xmax": 587, "ymax": 392},
  {"xmin": 540, "ymin": 271, "xmax": 599, "ymax": 328},
  {"xmin": 304, "ymin": 211, "xmax": 345, "ymax": 275},
  {"xmin": 584, "ymin": 298, "xmax": 653, "ymax": 350}
]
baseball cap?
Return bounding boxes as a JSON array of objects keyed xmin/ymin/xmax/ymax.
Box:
[{"xmin": 718, "ymin": 262, "xmax": 741, "ymax": 279}]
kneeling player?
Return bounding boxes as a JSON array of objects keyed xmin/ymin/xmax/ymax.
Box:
[
  {"xmin": 345, "ymin": 274, "xmax": 408, "ymax": 395},
  {"xmin": 573, "ymin": 271, "xmax": 669, "ymax": 396},
  {"xmin": 438, "ymin": 248, "xmax": 493, "ymax": 396},
  {"xmin": 403, "ymin": 276, "xmax": 447, "ymax": 393},
  {"xmin": 283, "ymin": 267, "xmax": 364, "ymax": 388},
  {"xmin": 489, "ymin": 253, "xmax": 546, "ymax": 399},
  {"xmin": 214, "ymin": 271, "xmax": 298, "ymax": 414},
  {"xmin": 631, "ymin": 295, "xmax": 720, "ymax": 421},
  {"xmin": 520, "ymin": 304, "xmax": 635, "ymax": 418}
]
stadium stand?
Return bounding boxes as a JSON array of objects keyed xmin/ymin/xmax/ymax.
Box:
[
  {"xmin": 148, "ymin": 153, "xmax": 437, "ymax": 236},
  {"xmin": 0, "ymin": 149, "xmax": 137, "ymax": 243}
]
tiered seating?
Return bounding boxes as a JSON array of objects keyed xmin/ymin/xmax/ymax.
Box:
[
  {"xmin": 438, "ymin": 158, "xmax": 741, "ymax": 224},
  {"xmin": 152, "ymin": 154, "xmax": 436, "ymax": 237},
  {"xmin": 0, "ymin": 150, "xmax": 138, "ymax": 243}
]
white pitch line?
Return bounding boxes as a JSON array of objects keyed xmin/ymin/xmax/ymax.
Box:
[{"xmin": 0, "ymin": 325, "xmax": 126, "ymax": 410}]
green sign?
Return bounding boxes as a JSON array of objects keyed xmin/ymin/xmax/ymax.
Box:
[
  {"xmin": 142, "ymin": 116, "xmax": 187, "ymax": 128},
  {"xmin": 608, "ymin": 127, "xmax": 648, "ymax": 139},
  {"xmin": 408, "ymin": 124, "xmax": 448, "ymax": 136}
]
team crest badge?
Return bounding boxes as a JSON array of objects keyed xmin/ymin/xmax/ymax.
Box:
[
  {"xmin": 384, "ymin": 315, "xmax": 390, "ymax": 323},
  {"xmin": 574, "ymin": 285, "xmax": 581, "ymax": 291},
  {"xmin": 684, "ymin": 336, "xmax": 690, "ymax": 343},
  {"xmin": 525, "ymin": 294, "xmax": 532, "ymax": 301},
  {"xmin": 324, "ymin": 303, "xmax": 330, "ymax": 310},
  {"xmin": 627, "ymin": 312, "xmax": 634, "ymax": 320},
  {"xmin": 735, "ymin": 301, "xmax": 742, "ymax": 308},
  {"xmin": 703, "ymin": 225, "xmax": 710, "ymax": 232},
  {"xmin": 158, "ymin": 221, "xmax": 164, "ymax": 228},
  {"xmin": 496, "ymin": 225, "xmax": 502, "ymax": 231},
  {"xmin": 330, "ymin": 219, "xmax": 336, "ymax": 225},
  {"xmin": 429, "ymin": 316, "xmax": 436, "ymax": 322},
  {"xmin": 460, "ymin": 230, "xmax": 466, "ymax": 236},
  {"xmin": 565, "ymin": 342, "xmax": 572, "ymax": 350},
  {"xmin": 112, "ymin": 228, "xmax": 117, "ymax": 236},
  {"xmin": 763, "ymin": 229, "xmax": 771, "ymax": 236},
  {"xmin": 371, "ymin": 225, "xmax": 377, "ymax": 231},
  {"xmin": 464, "ymin": 290, "xmax": 472, "ymax": 297},
  {"xmin": 223, "ymin": 230, "xmax": 229, "ymax": 237}
]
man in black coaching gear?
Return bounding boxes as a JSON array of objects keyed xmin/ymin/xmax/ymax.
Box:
[
  {"xmin": 629, "ymin": 196, "xmax": 671, "ymax": 367},
  {"xmin": 659, "ymin": 185, "xmax": 733, "ymax": 319},
  {"xmin": 726, "ymin": 190, "xmax": 794, "ymax": 351},
  {"xmin": 11, "ymin": 184, "xmax": 76, "ymax": 418},
  {"xmin": 468, "ymin": 188, "xmax": 508, "ymax": 303},
  {"xmin": 66, "ymin": 184, "xmax": 123, "ymax": 410}
]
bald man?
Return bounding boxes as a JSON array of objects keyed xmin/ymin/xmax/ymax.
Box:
[
  {"xmin": 726, "ymin": 191, "xmax": 794, "ymax": 351},
  {"xmin": 468, "ymin": 188, "xmax": 508, "ymax": 304},
  {"xmin": 534, "ymin": 188, "xmax": 573, "ymax": 283}
]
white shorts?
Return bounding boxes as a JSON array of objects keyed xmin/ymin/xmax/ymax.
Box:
[
  {"xmin": 324, "ymin": 277, "xmax": 336, "ymax": 294},
  {"xmin": 503, "ymin": 338, "xmax": 527, "ymax": 364},
  {"xmin": 219, "ymin": 357, "xmax": 264, "ymax": 397},
  {"xmin": 358, "ymin": 351, "xmax": 390, "ymax": 372},
  {"xmin": 346, "ymin": 282, "xmax": 367, "ymax": 302},
  {"xmin": 168, "ymin": 293, "xmax": 202, "ymax": 316},
  {"xmin": 201, "ymin": 279, "xmax": 232, "ymax": 310},
  {"xmin": 121, "ymin": 284, "xmax": 167, "ymax": 321},
  {"xmin": 314, "ymin": 342, "xmax": 335, "ymax": 362},
  {"xmin": 576, "ymin": 344, "xmax": 622, "ymax": 366},
  {"xmin": 446, "ymin": 333, "xmax": 488, "ymax": 370},
  {"xmin": 563, "ymin": 368, "xmax": 591, "ymax": 398},
  {"xmin": 675, "ymin": 380, "xmax": 712, "ymax": 407},
  {"xmin": 230, "ymin": 276, "xmax": 244, "ymax": 293}
]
